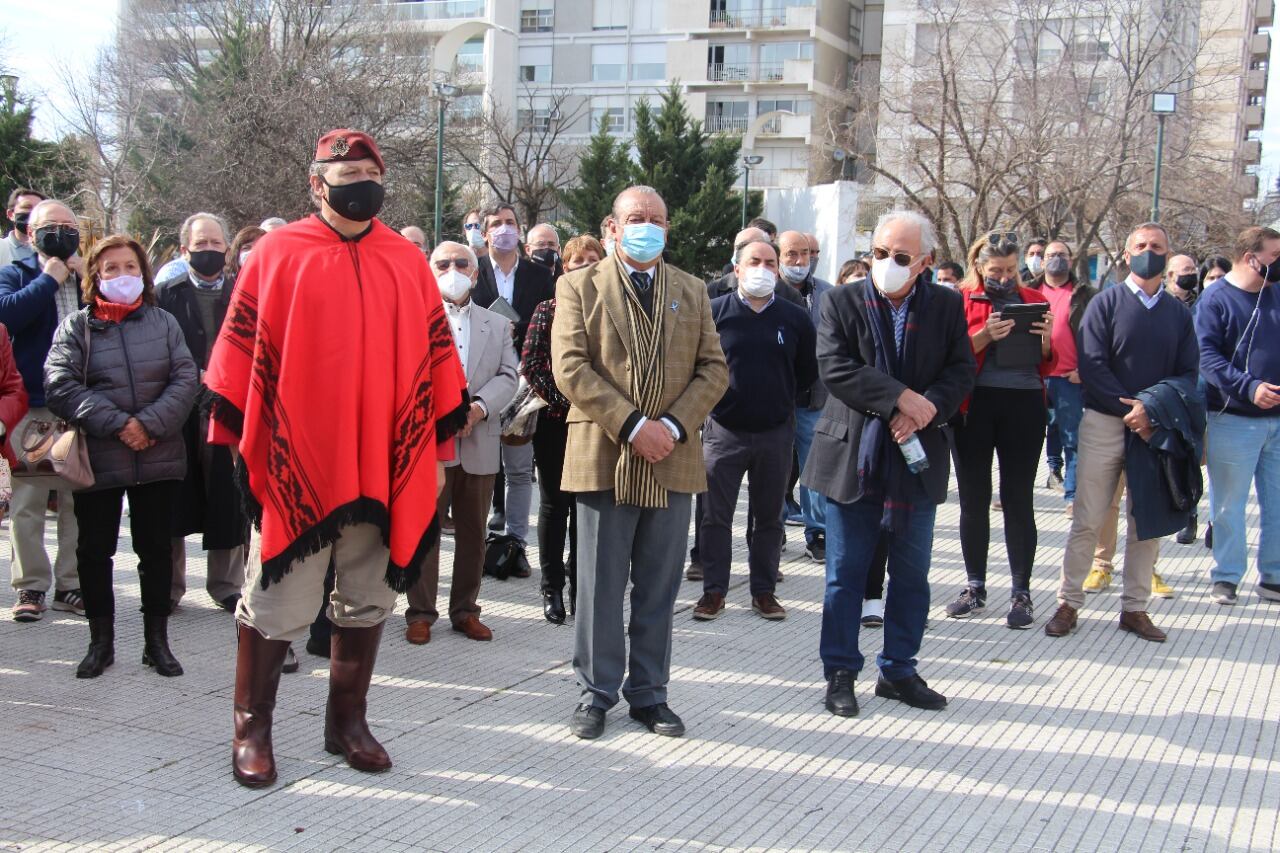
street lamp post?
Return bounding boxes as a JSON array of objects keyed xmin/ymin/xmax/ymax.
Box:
[
  {"xmin": 1150, "ymin": 92, "xmax": 1177, "ymax": 222},
  {"xmin": 433, "ymin": 82, "xmax": 461, "ymax": 245},
  {"xmin": 741, "ymin": 155, "xmax": 763, "ymax": 228}
]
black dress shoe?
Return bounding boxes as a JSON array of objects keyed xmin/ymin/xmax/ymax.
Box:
[
  {"xmin": 875, "ymin": 674, "xmax": 947, "ymax": 710},
  {"xmin": 305, "ymin": 636, "xmax": 331, "ymax": 658},
  {"xmin": 512, "ymin": 546, "xmax": 532, "ymax": 579},
  {"xmin": 568, "ymin": 585, "xmax": 577, "ymax": 617},
  {"xmin": 543, "ymin": 589, "xmax": 566, "ymax": 624},
  {"xmin": 824, "ymin": 669, "xmax": 858, "ymax": 717},
  {"xmin": 488, "ymin": 511, "xmax": 505, "ymax": 532},
  {"xmin": 629, "ymin": 702, "xmax": 685, "ymax": 737},
  {"xmin": 570, "ymin": 703, "xmax": 606, "ymax": 739},
  {"xmin": 1176, "ymin": 512, "xmax": 1198, "ymax": 545},
  {"xmin": 219, "ymin": 594, "xmax": 242, "ymax": 614}
]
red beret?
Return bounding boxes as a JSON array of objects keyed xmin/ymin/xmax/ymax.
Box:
[{"xmin": 314, "ymin": 129, "xmax": 385, "ymax": 172}]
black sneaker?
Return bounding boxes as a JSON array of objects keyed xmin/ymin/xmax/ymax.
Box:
[
  {"xmin": 804, "ymin": 532, "xmax": 825, "ymax": 563},
  {"xmin": 1007, "ymin": 592, "xmax": 1034, "ymax": 629},
  {"xmin": 1212, "ymin": 581, "xmax": 1238, "ymax": 605},
  {"xmin": 944, "ymin": 587, "xmax": 986, "ymax": 619},
  {"xmin": 1257, "ymin": 582, "xmax": 1280, "ymax": 603},
  {"xmin": 51, "ymin": 588, "xmax": 86, "ymax": 617}
]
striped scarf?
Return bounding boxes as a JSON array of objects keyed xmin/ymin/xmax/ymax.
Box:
[{"xmin": 614, "ymin": 257, "xmax": 668, "ymax": 508}]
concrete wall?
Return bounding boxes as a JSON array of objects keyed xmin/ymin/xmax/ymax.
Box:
[{"xmin": 763, "ymin": 181, "xmax": 861, "ymax": 282}]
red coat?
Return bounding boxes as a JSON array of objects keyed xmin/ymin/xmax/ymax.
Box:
[
  {"xmin": 960, "ymin": 283, "xmax": 1055, "ymax": 415},
  {"xmin": 0, "ymin": 324, "xmax": 28, "ymax": 466}
]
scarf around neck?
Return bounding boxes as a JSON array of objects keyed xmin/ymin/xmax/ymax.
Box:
[{"xmin": 613, "ymin": 255, "xmax": 669, "ymax": 508}]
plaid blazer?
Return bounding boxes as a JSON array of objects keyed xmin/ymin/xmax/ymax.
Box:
[{"xmin": 552, "ymin": 258, "xmax": 728, "ymax": 495}]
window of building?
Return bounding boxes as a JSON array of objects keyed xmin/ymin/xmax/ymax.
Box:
[
  {"xmin": 758, "ymin": 41, "xmax": 812, "ymax": 80},
  {"xmin": 456, "ymin": 36, "xmax": 484, "ymax": 73},
  {"xmin": 632, "ymin": 0, "xmax": 665, "ymax": 31},
  {"xmin": 591, "ymin": 96, "xmax": 627, "ymax": 133},
  {"xmin": 630, "ymin": 42, "xmax": 666, "ymax": 81},
  {"xmin": 706, "ymin": 99, "xmax": 749, "ymax": 132},
  {"xmin": 913, "ymin": 23, "xmax": 938, "ymax": 65},
  {"xmin": 520, "ymin": 0, "xmax": 554, "ymax": 32},
  {"xmin": 593, "ymin": 0, "xmax": 627, "ymax": 30},
  {"xmin": 708, "ymin": 43, "xmax": 751, "ymax": 80},
  {"xmin": 592, "ymin": 43, "xmax": 625, "ymax": 81},
  {"xmin": 519, "ymin": 46, "xmax": 552, "ymax": 83},
  {"xmin": 518, "ymin": 99, "xmax": 558, "ymax": 132}
]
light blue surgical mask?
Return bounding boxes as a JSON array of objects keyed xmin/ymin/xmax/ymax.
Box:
[{"xmin": 620, "ymin": 222, "xmax": 666, "ymax": 264}]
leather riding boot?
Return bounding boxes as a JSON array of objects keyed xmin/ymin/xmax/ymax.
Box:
[
  {"xmin": 141, "ymin": 611, "xmax": 184, "ymax": 677},
  {"xmin": 324, "ymin": 623, "xmax": 392, "ymax": 772},
  {"xmin": 76, "ymin": 616, "xmax": 115, "ymax": 679},
  {"xmin": 232, "ymin": 623, "xmax": 291, "ymax": 788}
]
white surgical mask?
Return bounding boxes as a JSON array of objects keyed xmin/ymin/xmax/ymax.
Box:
[
  {"xmin": 465, "ymin": 228, "xmax": 486, "ymax": 249},
  {"xmin": 437, "ymin": 268, "xmax": 473, "ymax": 303},
  {"xmin": 238, "ymin": 250, "xmax": 251, "ymax": 268},
  {"xmin": 99, "ymin": 273, "xmax": 145, "ymax": 305},
  {"xmin": 740, "ymin": 267, "xmax": 777, "ymax": 299},
  {"xmin": 1027, "ymin": 255, "xmax": 1043, "ymax": 275},
  {"xmin": 871, "ymin": 256, "xmax": 914, "ymax": 297},
  {"xmin": 780, "ymin": 264, "xmax": 809, "ymax": 284}
]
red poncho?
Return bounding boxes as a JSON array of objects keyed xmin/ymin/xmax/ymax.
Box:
[{"xmin": 205, "ymin": 215, "xmax": 468, "ymax": 590}]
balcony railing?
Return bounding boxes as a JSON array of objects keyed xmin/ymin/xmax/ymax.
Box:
[
  {"xmin": 709, "ymin": 4, "xmax": 814, "ymax": 29},
  {"xmin": 707, "ymin": 61, "xmax": 786, "ymax": 82},
  {"xmin": 376, "ymin": 0, "xmax": 486, "ymax": 22},
  {"xmin": 705, "ymin": 115, "xmax": 749, "ymax": 132}
]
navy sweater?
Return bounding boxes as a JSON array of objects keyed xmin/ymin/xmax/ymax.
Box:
[
  {"xmin": 710, "ymin": 292, "xmax": 818, "ymax": 432},
  {"xmin": 1195, "ymin": 278, "xmax": 1280, "ymax": 416},
  {"xmin": 1079, "ymin": 285, "xmax": 1199, "ymax": 417},
  {"xmin": 0, "ymin": 255, "xmax": 68, "ymax": 408}
]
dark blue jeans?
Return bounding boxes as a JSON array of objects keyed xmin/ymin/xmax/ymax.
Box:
[
  {"xmin": 1046, "ymin": 377, "xmax": 1084, "ymax": 502},
  {"xmin": 821, "ymin": 497, "xmax": 936, "ymax": 681}
]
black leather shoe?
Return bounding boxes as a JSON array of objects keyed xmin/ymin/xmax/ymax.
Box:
[
  {"xmin": 629, "ymin": 702, "xmax": 685, "ymax": 737},
  {"xmin": 1176, "ymin": 512, "xmax": 1198, "ymax": 545},
  {"xmin": 543, "ymin": 589, "xmax": 566, "ymax": 625},
  {"xmin": 875, "ymin": 674, "xmax": 946, "ymax": 710},
  {"xmin": 218, "ymin": 593, "xmax": 242, "ymax": 614},
  {"xmin": 570, "ymin": 703, "xmax": 606, "ymax": 739},
  {"xmin": 305, "ymin": 636, "xmax": 331, "ymax": 658},
  {"xmin": 824, "ymin": 669, "xmax": 858, "ymax": 717},
  {"xmin": 568, "ymin": 585, "xmax": 577, "ymax": 618}
]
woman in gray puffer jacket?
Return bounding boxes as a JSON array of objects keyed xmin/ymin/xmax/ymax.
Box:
[{"xmin": 44, "ymin": 235, "xmax": 198, "ymax": 680}]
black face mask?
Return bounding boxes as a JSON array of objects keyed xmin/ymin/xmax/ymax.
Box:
[
  {"xmin": 12, "ymin": 212, "xmax": 30, "ymax": 236},
  {"xmin": 33, "ymin": 225, "xmax": 80, "ymax": 261},
  {"xmin": 1129, "ymin": 249, "xmax": 1167, "ymax": 280},
  {"xmin": 1257, "ymin": 256, "xmax": 1280, "ymax": 283},
  {"xmin": 188, "ymin": 249, "xmax": 226, "ymax": 278},
  {"xmin": 531, "ymin": 248, "xmax": 560, "ymax": 271},
  {"xmin": 1174, "ymin": 273, "xmax": 1198, "ymax": 291},
  {"xmin": 323, "ymin": 179, "xmax": 385, "ymax": 222}
]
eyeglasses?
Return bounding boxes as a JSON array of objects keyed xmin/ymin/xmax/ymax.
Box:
[
  {"xmin": 986, "ymin": 231, "xmax": 1019, "ymax": 254},
  {"xmin": 463, "ymin": 223, "xmax": 481, "ymax": 231},
  {"xmin": 433, "ymin": 258, "xmax": 471, "ymax": 272},
  {"xmin": 871, "ymin": 247, "xmax": 921, "ymax": 267}
]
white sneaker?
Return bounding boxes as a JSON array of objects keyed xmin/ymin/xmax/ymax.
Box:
[{"xmin": 861, "ymin": 598, "xmax": 885, "ymax": 627}]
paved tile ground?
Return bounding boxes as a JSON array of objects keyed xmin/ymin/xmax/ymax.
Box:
[{"xmin": 0, "ymin": 468, "xmax": 1276, "ymax": 852}]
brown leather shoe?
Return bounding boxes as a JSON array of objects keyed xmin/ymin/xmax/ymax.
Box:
[
  {"xmin": 1044, "ymin": 604, "xmax": 1078, "ymax": 637},
  {"xmin": 1119, "ymin": 610, "xmax": 1167, "ymax": 642},
  {"xmin": 751, "ymin": 593, "xmax": 786, "ymax": 620},
  {"xmin": 404, "ymin": 621, "xmax": 431, "ymax": 645},
  {"xmin": 232, "ymin": 623, "xmax": 291, "ymax": 788},
  {"xmin": 452, "ymin": 615, "xmax": 493, "ymax": 641},
  {"xmin": 692, "ymin": 592, "xmax": 725, "ymax": 621},
  {"xmin": 324, "ymin": 624, "xmax": 392, "ymax": 772}
]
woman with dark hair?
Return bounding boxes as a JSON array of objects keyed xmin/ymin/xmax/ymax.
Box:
[
  {"xmin": 837, "ymin": 258, "xmax": 868, "ymax": 285},
  {"xmin": 228, "ymin": 226, "xmax": 266, "ymax": 278},
  {"xmin": 945, "ymin": 232, "xmax": 1054, "ymax": 629},
  {"xmin": 44, "ymin": 234, "xmax": 198, "ymax": 679},
  {"xmin": 1202, "ymin": 255, "xmax": 1231, "ymax": 292}
]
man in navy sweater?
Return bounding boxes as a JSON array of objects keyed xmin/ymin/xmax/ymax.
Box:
[
  {"xmin": 695, "ymin": 239, "xmax": 817, "ymax": 622},
  {"xmin": 1196, "ymin": 225, "xmax": 1280, "ymax": 606},
  {"xmin": 1049, "ymin": 222, "xmax": 1199, "ymax": 642}
]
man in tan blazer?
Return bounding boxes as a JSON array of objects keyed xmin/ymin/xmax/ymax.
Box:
[
  {"xmin": 405, "ymin": 241, "xmax": 519, "ymax": 645},
  {"xmin": 552, "ymin": 185, "xmax": 728, "ymax": 740}
]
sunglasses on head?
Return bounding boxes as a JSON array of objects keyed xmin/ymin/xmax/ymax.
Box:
[
  {"xmin": 433, "ymin": 258, "xmax": 471, "ymax": 271},
  {"xmin": 871, "ymin": 246, "xmax": 920, "ymax": 267},
  {"xmin": 987, "ymin": 231, "xmax": 1019, "ymax": 254}
]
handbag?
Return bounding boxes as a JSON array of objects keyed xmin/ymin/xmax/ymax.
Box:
[
  {"xmin": 14, "ymin": 321, "xmax": 95, "ymax": 491},
  {"xmin": 499, "ymin": 375, "xmax": 548, "ymax": 447}
]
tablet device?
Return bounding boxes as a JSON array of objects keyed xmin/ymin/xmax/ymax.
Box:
[{"xmin": 993, "ymin": 303, "xmax": 1047, "ymax": 368}]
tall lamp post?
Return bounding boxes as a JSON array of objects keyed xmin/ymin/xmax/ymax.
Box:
[
  {"xmin": 433, "ymin": 82, "xmax": 462, "ymax": 245},
  {"xmin": 1150, "ymin": 92, "xmax": 1177, "ymax": 222},
  {"xmin": 741, "ymin": 155, "xmax": 764, "ymax": 228}
]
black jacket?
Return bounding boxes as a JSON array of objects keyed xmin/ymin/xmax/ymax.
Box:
[
  {"xmin": 800, "ymin": 280, "xmax": 976, "ymax": 506},
  {"xmin": 473, "ymin": 255, "xmax": 555, "ymax": 354},
  {"xmin": 1128, "ymin": 376, "xmax": 1206, "ymax": 541},
  {"xmin": 155, "ymin": 270, "xmax": 234, "ymax": 368}
]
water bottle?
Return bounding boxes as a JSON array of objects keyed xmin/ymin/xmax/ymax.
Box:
[{"xmin": 899, "ymin": 434, "xmax": 930, "ymax": 474}]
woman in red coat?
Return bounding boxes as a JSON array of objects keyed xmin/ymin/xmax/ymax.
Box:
[
  {"xmin": 945, "ymin": 233, "xmax": 1054, "ymax": 629},
  {"xmin": 0, "ymin": 323, "xmax": 30, "ymax": 518}
]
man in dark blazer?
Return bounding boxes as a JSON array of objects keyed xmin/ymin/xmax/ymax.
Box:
[
  {"xmin": 471, "ymin": 202, "xmax": 555, "ymax": 555},
  {"xmin": 801, "ymin": 210, "xmax": 975, "ymax": 718}
]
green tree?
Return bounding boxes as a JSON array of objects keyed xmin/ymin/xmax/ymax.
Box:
[
  {"xmin": 0, "ymin": 98, "xmax": 84, "ymax": 228},
  {"xmin": 562, "ymin": 115, "xmax": 632, "ymax": 237},
  {"xmin": 629, "ymin": 83, "xmax": 759, "ymax": 277}
]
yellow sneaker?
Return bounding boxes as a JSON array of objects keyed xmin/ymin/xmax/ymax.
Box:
[
  {"xmin": 1083, "ymin": 567, "xmax": 1112, "ymax": 593},
  {"xmin": 1151, "ymin": 572, "xmax": 1175, "ymax": 599}
]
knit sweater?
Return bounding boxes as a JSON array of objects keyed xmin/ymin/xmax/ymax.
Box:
[
  {"xmin": 710, "ymin": 292, "xmax": 818, "ymax": 431},
  {"xmin": 1195, "ymin": 277, "xmax": 1280, "ymax": 416}
]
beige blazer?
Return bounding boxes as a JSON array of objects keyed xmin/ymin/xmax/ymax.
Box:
[
  {"xmin": 450, "ymin": 302, "xmax": 519, "ymax": 476},
  {"xmin": 551, "ymin": 258, "xmax": 728, "ymax": 495}
]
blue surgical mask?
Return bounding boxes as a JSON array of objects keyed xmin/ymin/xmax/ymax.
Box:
[{"xmin": 620, "ymin": 222, "xmax": 666, "ymax": 264}]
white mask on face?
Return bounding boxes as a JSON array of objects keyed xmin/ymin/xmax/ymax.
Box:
[
  {"xmin": 740, "ymin": 266, "xmax": 777, "ymax": 298},
  {"xmin": 871, "ymin": 256, "xmax": 915, "ymax": 296},
  {"xmin": 238, "ymin": 250, "xmax": 251, "ymax": 268},
  {"xmin": 437, "ymin": 268, "xmax": 473, "ymax": 303},
  {"xmin": 1027, "ymin": 255, "xmax": 1043, "ymax": 275},
  {"xmin": 465, "ymin": 228, "xmax": 486, "ymax": 249}
]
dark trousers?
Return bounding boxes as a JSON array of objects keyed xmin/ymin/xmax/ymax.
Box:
[
  {"xmin": 406, "ymin": 467, "xmax": 495, "ymax": 626},
  {"xmin": 308, "ymin": 555, "xmax": 337, "ymax": 649},
  {"xmin": 74, "ymin": 481, "xmax": 178, "ymax": 619},
  {"xmin": 864, "ymin": 533, "xmax": 890, "ymax": 599},
  {"xmin": 700, "ymin": 418, "xmax": 794, "ymax": 596},
  {"xmin": 532, "ymin": 417, "xmax": 576, "ymax": 593},
  {"xmin": 954, "ymin": 387, "xmax": 1047, "ymax": 592},
  {"xmin": 821, "ymin": 497, "xmax": 936, "ymax": 680}
]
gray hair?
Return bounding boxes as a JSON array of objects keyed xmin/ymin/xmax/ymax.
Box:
[
  {"xmin": 612, "ymin": 185, "xmax": 665, "ymax": 219},
  {"xmin": 873, "ymin": 209, "xmax": 938, "ymax": 255},
  {"xmin": 28, "ymin": 198, "xmax": 75, "ymax": 228},
  {"xmin": 180, "ymin": 212, "xmax": 229, "ymax": 248},
  {"xmin": 430, "ymin": 240, "xmax": 478, "ymax": 270},
  {"xmin": 260, "ymin": 217, "xmax": 288, "ymax": 230},
  {"xmin": 734, "ymin": 237, "xmax": 778, "ymax": 265}
]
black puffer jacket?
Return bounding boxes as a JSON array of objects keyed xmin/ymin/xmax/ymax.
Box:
[{"xmin": 44, "ymin": 303, "xmax": 198, "ymax": 492}]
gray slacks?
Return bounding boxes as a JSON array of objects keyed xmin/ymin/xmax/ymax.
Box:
[{"xmin": 573, "ymin": 489, "xmax": 692, "ymax": 710}]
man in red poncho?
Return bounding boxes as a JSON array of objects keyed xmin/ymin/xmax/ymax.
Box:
[{"xmin": 205, "ymin": 129, "xmax": 468, "ymax": 788}]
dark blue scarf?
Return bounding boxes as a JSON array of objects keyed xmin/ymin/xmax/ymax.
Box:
[{"xmin": 856, "ymin": 281, "xmax": 931, "ymax": 535}]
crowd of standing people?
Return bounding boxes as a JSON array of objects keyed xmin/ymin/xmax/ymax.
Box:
[{"xmin": 0, "ymin": 127, "xmax": 1277, "ymax": 787}]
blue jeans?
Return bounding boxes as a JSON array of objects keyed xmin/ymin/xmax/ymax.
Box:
[
  {"xmin": 821, "ymin": 497, "xmax": 936, "ymax": 681},
  {"xmin": 794, "ymin": 407, "xmax": 826, "ymax": 537},
  {"xmin": 1046, "ymin": 377, "xmax": 1084, "ymax": 502},
  {"xmin": 1206, "ymin": 413, "xmax": 1280, "ymax": 586}
]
